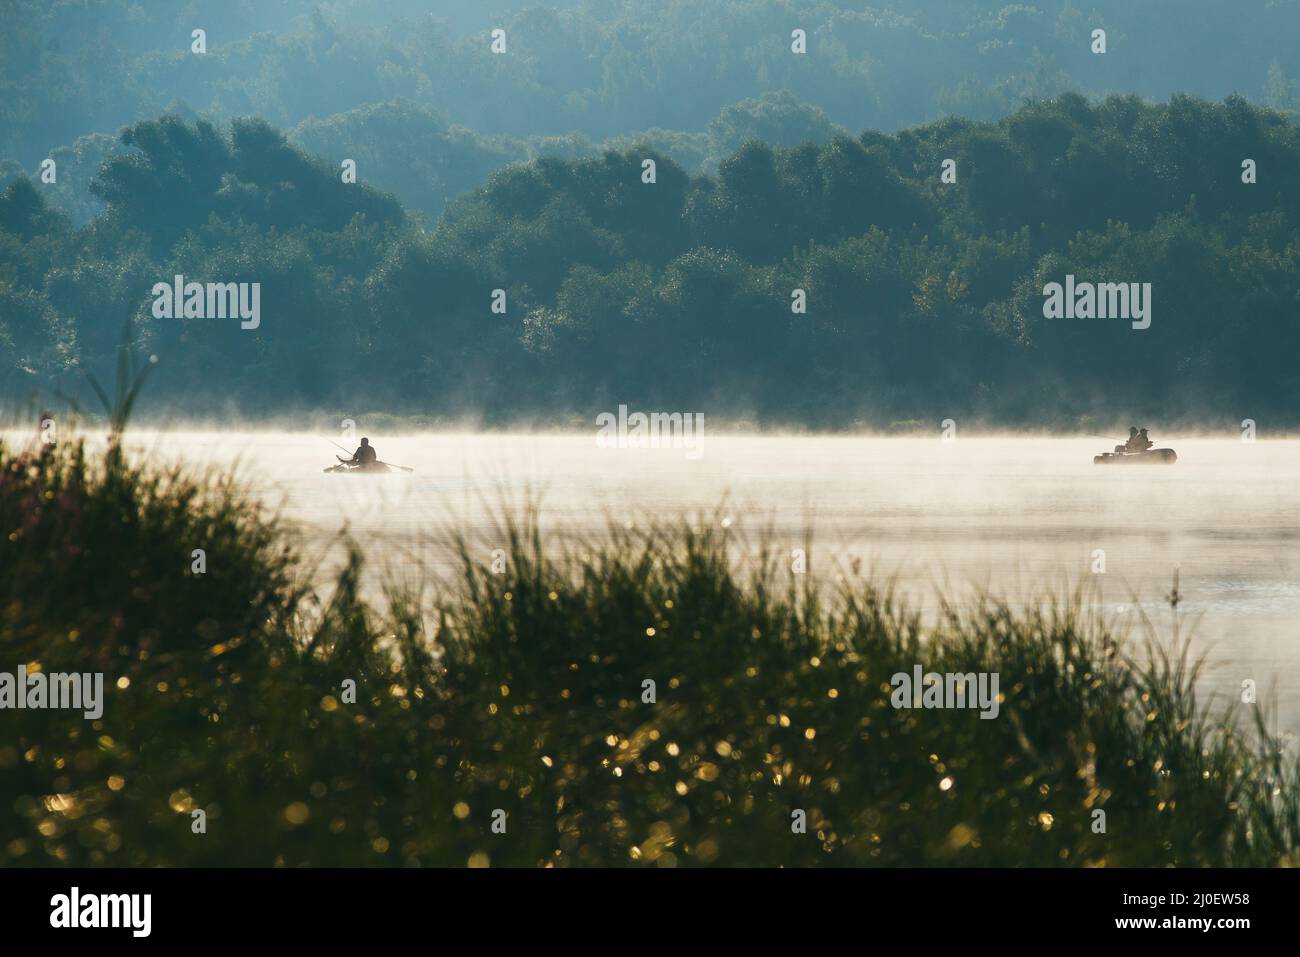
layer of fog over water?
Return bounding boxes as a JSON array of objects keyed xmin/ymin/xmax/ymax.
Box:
[{"xmin": 123, "ymin": 431, "xmax": 1300, "ymax": 734}]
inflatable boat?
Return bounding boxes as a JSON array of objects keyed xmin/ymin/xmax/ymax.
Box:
[
  {"xmin": 322, "ymin": 461, "xmax": 399, "ymax": 474},
  {"xmin": 1093, "ymin": 448, "xmax": 1177, "ymax": 465}
]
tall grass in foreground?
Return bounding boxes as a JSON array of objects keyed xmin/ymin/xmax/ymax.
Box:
[{"xmin": 1, "ymin": 435, "xmax": 1298, "ymax": 866}]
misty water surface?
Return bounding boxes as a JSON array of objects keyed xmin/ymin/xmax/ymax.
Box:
[{"xmin": 125, "ymin": 431, "xmax": 1300, "ymax": 734}]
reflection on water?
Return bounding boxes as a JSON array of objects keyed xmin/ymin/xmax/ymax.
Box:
[{"xmin": 125, "ymin": 431, "xmax": 1300, "ymax": 733}]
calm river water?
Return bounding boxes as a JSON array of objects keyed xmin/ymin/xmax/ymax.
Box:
[{"xmin": 123, "ymin": 431, "xmax": 1300, "ymax": 733}]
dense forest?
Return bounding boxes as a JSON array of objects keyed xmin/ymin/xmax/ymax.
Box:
[
  {"xmin": 3, "ymin": 92, "xmax": 1298, "ymax": 426},
  {"xmin": 6, "ymin": 1, "xmax": 1300, "ymax": 164},
  {"xmin": 3, "ymin": 1, "xmax": 1300, "ymax": 426},
  {"xmin": 2, "ymin": 91, "xmax": 844, "ymax": 227},
  {"xmin": 5, "ymin": 0, "xmax": 1300, "ymax": 225}
]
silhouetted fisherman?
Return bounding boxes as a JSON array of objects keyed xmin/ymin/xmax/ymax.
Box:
[{"xmin": 339, "ymin": 437, "xmax": 378, "ymax": 466}]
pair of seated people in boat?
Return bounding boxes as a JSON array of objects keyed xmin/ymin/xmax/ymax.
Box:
[{"xmin": 1115, "ymin": 427, "xmax": 1153, "ymax": 453}]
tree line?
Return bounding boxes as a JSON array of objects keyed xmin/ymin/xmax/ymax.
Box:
[{"xmin": 2, "ymin": 94, "xmax": 1299, "ymax": 427}]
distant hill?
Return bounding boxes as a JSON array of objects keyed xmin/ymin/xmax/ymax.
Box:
[{"xmin": 4, "ymin": 0, "xmax": 1299, "ymax": 166}]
